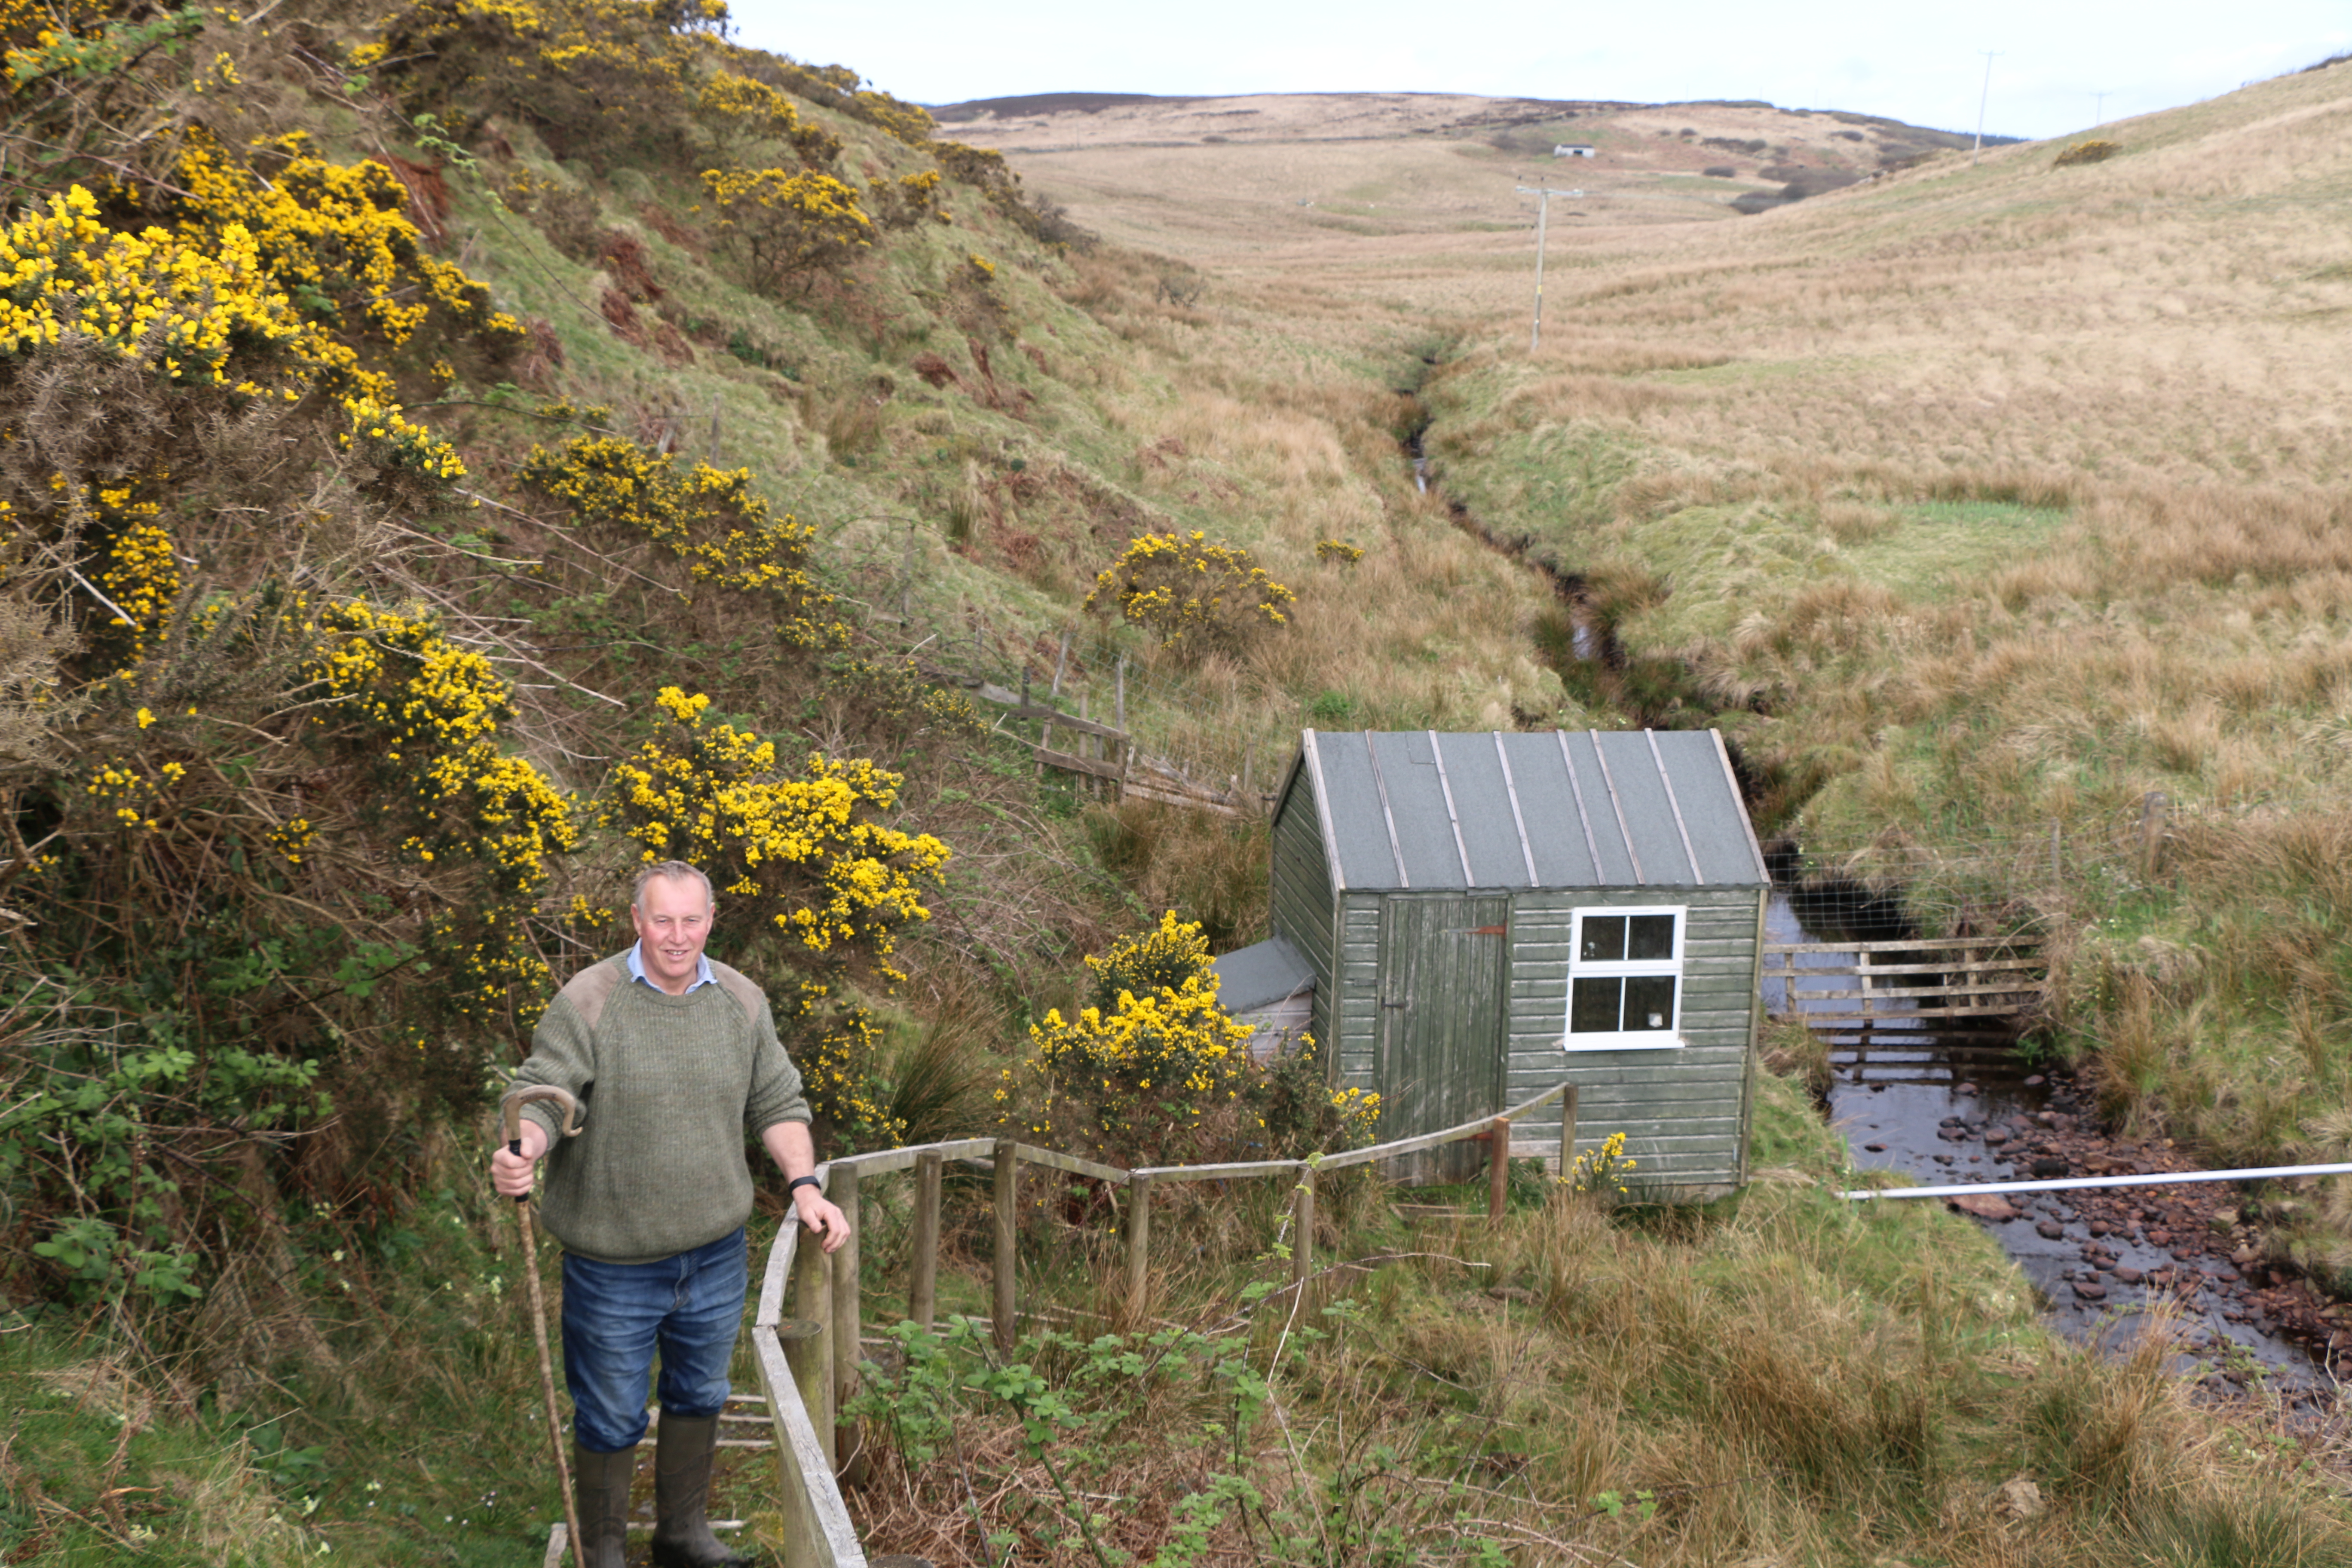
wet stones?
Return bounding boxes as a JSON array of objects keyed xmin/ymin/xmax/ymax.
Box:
[{"xmin": 1868, "ymin": 1068, "xmax": 2344, "ymax": 1396}]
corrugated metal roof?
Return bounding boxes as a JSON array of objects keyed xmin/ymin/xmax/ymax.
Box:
[
  {"xmin": 1286, "ymin": 730, "xmax": 1766, "ymax": 891},
  {"xmin": 1209, "ymin": 936, "xmax": 1317, "ymax": 1013}
]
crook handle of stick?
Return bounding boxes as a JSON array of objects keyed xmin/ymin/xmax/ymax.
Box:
[{"xmin": 500, "ymin": 1084, "xmax": 585, "ymax": 1203}]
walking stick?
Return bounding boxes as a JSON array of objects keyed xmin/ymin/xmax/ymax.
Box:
[{"xmin": 502, "ymin": 1085, "xmax": 585, "ymax": 1568}]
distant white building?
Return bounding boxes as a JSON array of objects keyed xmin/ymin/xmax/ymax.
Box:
[{"xmin": 1553, "ymin": 144, "xmax": 1596, "ymax": 158}]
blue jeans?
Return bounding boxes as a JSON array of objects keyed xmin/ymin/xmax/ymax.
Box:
[{"xmin": 560, "ymin": 1227, "xmax": 747, "ymax": 1452}]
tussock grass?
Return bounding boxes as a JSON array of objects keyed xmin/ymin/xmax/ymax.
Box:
[{"xmin": 839, "ymin": 1073, "xmax": 2352, "ymax": 1568}]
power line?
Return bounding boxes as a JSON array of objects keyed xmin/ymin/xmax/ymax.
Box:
[{"xmin": 1513, "ymin": 185, "xmax": 1580, "ymax": 354}]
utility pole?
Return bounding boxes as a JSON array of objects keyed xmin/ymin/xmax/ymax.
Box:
[
  {"xmin": 2091, "ymin": 90, "xmax": 2111, "ymax": 129},
  {"xmin": 1972, "ymin": 51, "xmax": 2003, "ymax": 165},
  {"xmin": 1514, "ymin": 185, "xmax": 1580, "ymax": 353}
]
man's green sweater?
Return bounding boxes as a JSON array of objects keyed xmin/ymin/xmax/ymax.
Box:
[{"xmin": 510, "ymin": 950, "xmax": 810, "ymax": 1264}]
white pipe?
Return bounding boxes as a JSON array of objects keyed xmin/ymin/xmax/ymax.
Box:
[{"xmin": 1841, "ymin": 1162, "xmax": 2352, "ymax": 1202}]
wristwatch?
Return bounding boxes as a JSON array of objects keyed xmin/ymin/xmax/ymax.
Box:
[{"xmin": 786, "ymin": 1175, "xmax": 823, "ymax": 1198}]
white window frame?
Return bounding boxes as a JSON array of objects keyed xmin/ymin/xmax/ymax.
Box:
[{"xmin": 1562, "ymin": 905, "xmax": 1686, "ymax": 1051}]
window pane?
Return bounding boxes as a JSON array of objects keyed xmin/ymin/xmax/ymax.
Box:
[
  {"xmin": 1570, "ymin": 977, "xmax": 1622, "ymax": 1033},
  {"xmin": 1624, "ymin": 975, "xmax": 1676, "ymax": 1032},
  {"xmin": 1628, "ymin": 914, "xmax": 1676, "ymax": 961},
  {"xmin": 1580, "ymin": 916, "xmax": 1626, "ymax": 963}
]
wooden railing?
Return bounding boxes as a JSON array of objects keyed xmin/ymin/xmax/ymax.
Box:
[
  {"xmin": 745, "ymin": 1080, "xmax": 1583, "ymax": 1568},
  {"xmin": 1761, "ymin": 934, "xmax": 2046, "ymax": 1030}
]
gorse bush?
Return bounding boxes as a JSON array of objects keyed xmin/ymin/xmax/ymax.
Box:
[
  {"xmin": 1085, "ymin": 531, "xmax": 1298, "ymax": 660},
  {"xmin": 603, "ymin": 688, "xmax": 952, "ymax": 982},
  {"xmin": 700, "ymin": 167, "xmax": 874, "ymax": 291},
  {"xmin": 999, "ymin": 913, "xmax": 1378, "ymax": 1167},
  {"xmin": 517, "ymin": 424, "xmax": 845, "ymax": 653},
  {"xmin": 696, "ymin": 67, "xmax": 842, "ymax": 165},
  {"xmin": 2054, "ymin": 139, "xmax": 2121, "ymax": 166}
]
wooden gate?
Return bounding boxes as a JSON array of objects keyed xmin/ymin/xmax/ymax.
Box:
[{"xmin": 1761, "ymin": 934, "xmax": 2047, "ymax": 1032}]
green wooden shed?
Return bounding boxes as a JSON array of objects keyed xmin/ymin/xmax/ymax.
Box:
[{"xmin": 1253, "ymin": 729, "xmax": 1770, "ymax": 1191}]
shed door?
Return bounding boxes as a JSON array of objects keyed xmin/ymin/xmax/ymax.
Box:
[{"xmin": 1377, "ymin": 896, "xmax": 1510, "ymax": 1175}]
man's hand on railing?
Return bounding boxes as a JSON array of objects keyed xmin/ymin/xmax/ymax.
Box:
[{"xmin": 794, "ymin": 1185, "xmax": 851, "ymax": 1253}]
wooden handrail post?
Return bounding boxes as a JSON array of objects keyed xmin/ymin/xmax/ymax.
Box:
[
  {"xmin": 1557, "ymin": 1085, "xmax": 1579, "ymax": 1188},
  {"xmin": 992, "ymin": 1139, "xmax": 1018, "ymax": 1351},
  {"xmin": 1487, "ymin": 1117, "xmax": 1510, "ymax": 1221},
  {"xmin": 2140, "ymin": 790, "xmax": 2169, "ymax": 880},
  {"xmin": 910, "ymin": 1151, "xmax": 943, "ymax": 1331},
  {"xmin": 829, "ymin": 1162, "xmax": 861, "ymax": 1475},
  {"xmin": 1125, "ymin": 1173, "xmax": 1153, "ymax": 1305},
  {"xmin": 1290, "ymin": 1164, "xmax": 1314, "ymax": 1293},
  {"xmin": 787, "ymin": 1222, "xmax": 835, "ymax": 1469}
]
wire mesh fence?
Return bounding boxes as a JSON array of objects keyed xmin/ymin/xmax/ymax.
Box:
[{"xmin": 1769, "ymin": 791, "xmax": 2175, "ymax": 941}]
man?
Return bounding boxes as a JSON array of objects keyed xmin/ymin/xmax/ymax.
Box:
[{"xmin": 493, "ymin": 860, "xmax": 849, "ymax": 1568}]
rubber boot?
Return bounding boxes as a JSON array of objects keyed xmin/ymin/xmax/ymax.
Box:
[
  {"xmin": 571, "ymin": 1443, "xmax": 636, "ymax": 1568},
  {"xmin": 649, "ymin": 1412, "xmax": 750, "ymax": 1568}
]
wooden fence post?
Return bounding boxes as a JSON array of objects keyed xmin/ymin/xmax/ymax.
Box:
[
  {"xmin": 1487, "ymin": 1117, "xmax": 1510, "ymax": 1221},
  {"xmin": 1558, "ymin": 1085, "xmax": 1578, "ymax": 1186},
  {"xmin": 787, "ymin": 1222, "xmax": 835, "ymax": 1469},
  {"xmin": 992, "ymin": 1140, "xmax": 1018, "ymax": 1351},
  {"xmin": 2140, "ymin": 790, "xmax": 2169, "ymax": 880},
  {"xmin": 830, "ymin": 1165, "xmax": 861, "ymax": 1433},
  {"xmin": 1291, "ymin": 1164, "xmax": 1314, "ymax": 1293},
  {"xmin": 1125, "ymin": 1173, "xmax": 1153, "ymax": 1304},
  {"xmin": 910, "ymin": 1151, "xmax": 942, "ymax": 1331}
]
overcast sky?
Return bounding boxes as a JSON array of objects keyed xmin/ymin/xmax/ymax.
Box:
[{"xmin": 726, "ymin": 1, "xmax": 2349, "ymax": 143}]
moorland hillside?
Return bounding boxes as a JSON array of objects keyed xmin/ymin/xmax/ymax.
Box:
[{"xmin": 995, "ymin": 58, "xmax": 2352, "ymax": 1242}]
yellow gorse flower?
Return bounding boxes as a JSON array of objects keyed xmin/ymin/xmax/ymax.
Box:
[{"xmin": 602, "ymin": 688, "xmax": 950, "ymax": 983}]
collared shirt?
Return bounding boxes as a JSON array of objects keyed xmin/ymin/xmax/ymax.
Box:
[{"xmin": 626, "ymin": 941, "xmax": 716, "ymax": 995}]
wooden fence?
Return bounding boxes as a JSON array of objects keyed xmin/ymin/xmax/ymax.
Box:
[
  {"xmin": 1761, "ymin": 934, "xmax": 2046, "ymax": 1031},
  {"xmin": 719, "ymin": 1079, "xmax": 1582, "ymax": 1568},
  {"xmin": 970, "ymin": 679, "xmax": 1265, "ymax": 819}
]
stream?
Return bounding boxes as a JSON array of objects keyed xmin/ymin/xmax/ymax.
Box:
[
  {"xmin": 1398, "ymin": 377, "xmax": 2344, "ymax": 1408},
  {"xmin": 1771, "ymin": 894, "xmax": 2341, "ymax": 1407}
]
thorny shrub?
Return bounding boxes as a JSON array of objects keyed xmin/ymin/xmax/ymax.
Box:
[
  {"xmin": 789, "ymin": 980, "xmax": 906, "ymax": 1151},
  {"xmin": 602, "ymin": 688, "xmax": 951, "ymax": 983},
  {"xmin": 1086, "ymin": 532, "xmax": 1298, "ymax": 661},
  {"xmin": 0, "ymin": 28, "xmax": 554, "ymax": 1325},
  {"xmin": 998, "ymin": 914, "xmax": 1377, "ymax": 1168},
  {"xmin": 696, "ymin": 67, "xmax": 840, "ymax": 165},
  {"xmin": 517, "ymin": 426, "xmax": 845, "ymax": 653},
  {"xmin": 869, "ymin": 168, "xmax": 950, "ymax": 230},
  {"xmin": 699, "ymin": 167, "xmax": 874, "ymax": 292},
  {"xmin": 373, "ymin": 0, "xmax": 727, "ymax": 171},
  {"xmin": 2053, "ymin": 139, "xmax": 2121, "ymax": 167}
]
